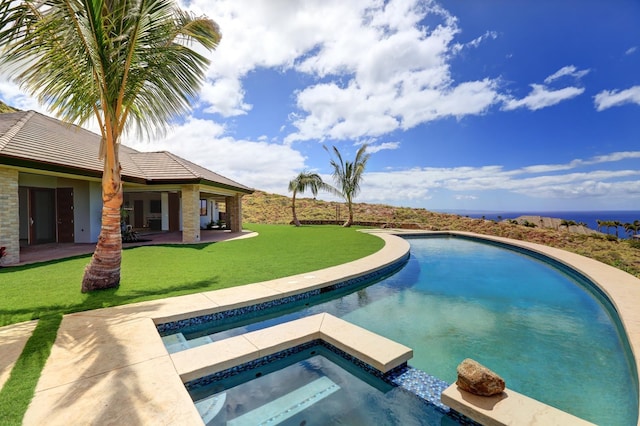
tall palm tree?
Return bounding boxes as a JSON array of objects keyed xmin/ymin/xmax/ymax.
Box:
[
  {"xmin": 288, "ymin": 171, "xmax": 335, "ymax": 227},
  {"xmin": 0, "ymin": 0, "xmax": 220, "ymax": 292},
  {"xmin": 324, "ymin": 144, "xmax": 371, "ymax": 227}
]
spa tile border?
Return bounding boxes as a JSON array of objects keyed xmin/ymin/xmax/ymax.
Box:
[
  {"xmin": 156, "ymin": 251, "xmax": 409, "ymax": 335},
  {"xmin": 184, "ymin": 338, "xmax": 479, "ymax": 425}
]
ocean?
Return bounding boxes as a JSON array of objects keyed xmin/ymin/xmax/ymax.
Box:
[{"xmin": 445, "ymin": 210, "xmax": 640, "ymax": 237}]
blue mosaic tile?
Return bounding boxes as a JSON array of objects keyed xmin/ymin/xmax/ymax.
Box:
[
  {"xmin": 185, "ymin": 339, "xmax": 479, "ymax": 425},
  {"xmin": 156, "ymin": 252, "xmax": 409, "ymax": 334}
]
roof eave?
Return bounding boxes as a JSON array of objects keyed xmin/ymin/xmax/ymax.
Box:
[{"xmin": 145, "ymin": 178, "xmax": 254, "ymax": 194}]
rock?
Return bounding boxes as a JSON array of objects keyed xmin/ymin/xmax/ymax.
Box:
[{"xmin": 456, "ymin": 358, "xmax": 505, "ymax": 396}]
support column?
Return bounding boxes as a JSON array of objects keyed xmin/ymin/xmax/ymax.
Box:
[
  {"xmin": 0, "ymin": 167, "xmax": 20, "ymax": 265},
  {"xmin": 225, "ymin": 194, "xmax": 243, "ymax": 233},
  {"xmin": 161, "ymin": 192, "xmax": 169, "ymax": 231},
  {"xmin": 181, "ymin": 185, "xmax": 200, "ymax": 243}
]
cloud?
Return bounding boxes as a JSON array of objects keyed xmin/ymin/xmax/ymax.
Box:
[
  {"xmin": 200, "ymin": 78, "xmax": 252, "ymax": 117},
  {"xmin": 195, "ymin": 0, "xmax": 503, "ymax": 144},
  {"xmin": 324, "ymin": 151, "xmax": 640, "ymax": 206},
  {"xmin": 453, "ymin": 30, "xmax": 498, "ymax": 53},
  {"xmin": 502, "ymin": 84, "xmax": 584, "ymax": 111},
  {"xmin": 0, "ymin": 81, "xmax": 49, "ymax": 113},
  {"xmin": 123, "ymin": 116, "xmax": 306, "ymax": 194},
  {"xmin": 501, "ymin": 65, "xmax": 588, "ymax": 111},
  {"xmin": 543, "ymin": 65, "xmax": 589, "ymax": 83},
  {"xmin": 367, "ymin": 141, "xmax": 400, "ymax": 153},
  {"xmin": 625, "ymin": 46, "xmax": 637, "ymax": 55},
  {"xmin": 594, "ymin": 86, "xmax": 640, "ymax": 111}
]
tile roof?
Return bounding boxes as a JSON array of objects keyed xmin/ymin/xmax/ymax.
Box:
[{"xmin": 0, "ymin": 111, "xmax": 253, "ymax": 193}]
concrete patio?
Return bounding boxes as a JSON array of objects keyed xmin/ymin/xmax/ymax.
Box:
[{"xmin": 17, "ymin": 229, "xmax": 254, "ymax": 266}]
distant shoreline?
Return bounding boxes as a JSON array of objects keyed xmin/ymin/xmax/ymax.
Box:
[{"xmin": 443, "ymin": 210, "xmax": 639, "ymax": 237}]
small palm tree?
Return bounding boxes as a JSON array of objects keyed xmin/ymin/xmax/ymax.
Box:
[
  {"xmin": 324, "ymin": 144, "xmax": 371, "ymax": 227},
  {"xmin": 0, "ymin": 0, "xmax": 221, "ymax": 292},
  {"xmin": 288, "ymin": 172, "xmax": 335, "ymax": 227}
]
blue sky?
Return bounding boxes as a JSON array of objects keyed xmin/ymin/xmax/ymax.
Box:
[{"xmin": 1, "ymin": 0, "xmax": 639, "ymax": 212}]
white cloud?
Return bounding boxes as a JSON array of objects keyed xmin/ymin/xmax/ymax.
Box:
[
  {"xmin": 0, "ymin": 81, "xmax": 49, "ymax": 113},
  {"xmin": 625, "ymin": 46, "xmax": 637, "ymax": 55},
  {"xmin": 368, "ymin": 141, "xmax": 400, "ymax": 153},
  {"xmin": 124, "ymin": 116, "xmax": 306, "ymax": 194},
  {"xmin": 321, "ymin": 151, "xmax": 640, "ymax": 206},
  {"xmin": 200, "ymin": 78, "xmax": 252, "ymax": 117},
  {"xmin": 543, "ymin": 65, "xmax": 590, "ymax": 84},
  {"xmin": 453, "ymin": 30, "xmax": 498, "ymax": 52},
  {"xmin": 501, "ymin": 66, "xmax": 588, "ymax": 112},
  {"xmin": 594, "ymin": 86, "xmax": 640, "ymax": 111},
  {"xmin": 502, "ymin": 84, "xmax": 584, "ymax": 111},
  {"xmin": 190, "ymin": 0, "xmax": 502, "ymax": 144}
]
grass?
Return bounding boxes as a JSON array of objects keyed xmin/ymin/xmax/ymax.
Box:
[
  {"xmin": 0, "ymin": 224, "xmax": 383, "ymax": 327},
  {"xmin": 0, "ymin": 314, "xmax": 61, "ymax": 426},
  {"xmin": 0, "ymin": 224, "xmax": 383, "ymax": 424}
]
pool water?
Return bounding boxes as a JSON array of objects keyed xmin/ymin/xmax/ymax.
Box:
[
  {"xmin": 169, "ymin": 236, "xmax": 638, "ymax": 425},
  {"xmin": 188, "ymin": 347, "xmax": 449, "ymax": 425}
]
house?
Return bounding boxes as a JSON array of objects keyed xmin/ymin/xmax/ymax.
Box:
[{"xmin": 0, "ymin": 110, "xmax": 253, "ymax": 265}]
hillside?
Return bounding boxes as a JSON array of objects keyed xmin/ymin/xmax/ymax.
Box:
[
  {"xmin": 0, "ymin": 101, "xmax": 19, "ymax": 113},
  {"xmin": 242, "ymin": 191, "xmax": 640, "ymax": 278}
]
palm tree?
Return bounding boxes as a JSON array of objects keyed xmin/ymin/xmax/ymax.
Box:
[
  {"xmin": 324, "ymin": 144, "xmax": 371, "ymax": 227},
  {"xmin": 0, "ymin": 0, "xmax": 220, "ymax": 292},
  {"xmin": 288, "ymin": 171, "xmax": 335, "ymax": 227}
]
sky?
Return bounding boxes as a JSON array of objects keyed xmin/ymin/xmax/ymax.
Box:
[{"xmin": 1, "ymin": 0, "xmax": 639, "ymax": 212}]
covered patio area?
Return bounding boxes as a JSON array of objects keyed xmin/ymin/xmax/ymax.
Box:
[{"xmin": 16, "ymin": 229, "xmax": 256, "ymax": 266}]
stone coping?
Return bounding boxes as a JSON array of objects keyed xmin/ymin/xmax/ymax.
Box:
[
  {"xmin": 151, "ymin": 233, "xmax": 411, "ymax": 325},
  {"xmin": 171, "ymin": 312, "xmax": 413, "ymax": 383},
  {"xmin": 18, "ymin": 230, "xmax": 640, "ymax": 425},
  {"xmin": 441, "ymin": 384, "xmax": 596, "ymax": 426}
]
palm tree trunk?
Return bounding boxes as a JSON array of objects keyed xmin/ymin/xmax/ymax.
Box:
[
  {"xmin": 81, "ymin": 147, "xmax": 123, "ymax": 292},
  {"xmin": 343, "ymin": 201, "xmax": 354, "ymax": 227},
  {"xmin": 292, "ymin": 192, "xmax": 301, "ymax": 227}
]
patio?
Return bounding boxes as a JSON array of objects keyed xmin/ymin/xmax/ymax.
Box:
[{"xmin": 17, "ymin": 230, "xmax": 255, "ymax": 266}]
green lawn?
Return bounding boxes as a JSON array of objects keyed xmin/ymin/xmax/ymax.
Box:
[
  {"xmin": 0, "ymin": 224, "xmax": 383, "ymax": 424},
  {"xmin": 0, "ymin": 224, "xmax": 384, "ymax": 326}
]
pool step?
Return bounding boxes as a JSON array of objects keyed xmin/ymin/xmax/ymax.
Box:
[
  {"xmin": 187, "ymin": 335, "xmax": 214, "ymax": 348},
  {"xmin": 162, "ymin": 333, "xmax": 214, "ymax": 353},
  {"xmin": 195, "ymin": 392, "xmax": 226, "ymax": 424},
  {"xmin": 227, "ymin": 376, "xmax": 340, "ymax": 425}
]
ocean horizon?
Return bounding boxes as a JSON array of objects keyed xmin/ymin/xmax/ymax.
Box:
[{"xmin": 441, "ymin": 210, "xmax": 640, "ymax": 237}]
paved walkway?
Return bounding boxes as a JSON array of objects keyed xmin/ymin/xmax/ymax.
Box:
[{"xmin": 3, "ymin": 231, "xmax": 640, "ymax": 425}]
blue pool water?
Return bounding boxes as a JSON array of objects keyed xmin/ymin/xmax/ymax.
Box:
[
  {"xmin": 188, "ymin": 346, "xmax": 450, "ymax": 425},
  {"xmin": 167, "ymin": 236, "xmax": 639, "ymax": 425}
]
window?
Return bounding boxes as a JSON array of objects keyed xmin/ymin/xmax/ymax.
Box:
[
  {"xmin": 150, "ymin": 199, "xmax": 162, "ymax": 213},
  {"xmin": 200, "ymin": 199, "xmax": 207, "ymax": 216}
]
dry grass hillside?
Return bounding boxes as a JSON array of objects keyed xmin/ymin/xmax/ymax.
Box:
[
  {"xmin": 0, "ymin": 101, "xmax": 19, "ymax": 113},
  {"xmin": 243, "ymin": 190, "xmax": 640, "ymax": 278}
]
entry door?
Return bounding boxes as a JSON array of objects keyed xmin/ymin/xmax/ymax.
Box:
[
  {"xmin": 134, "ymin": 200, "xmax": 144, "ymax": 228},
  {"xmin": 168, "ymin": 193, "xmax": 180, "ymax": 231},
  {"xmin": 56, "ymin": 188, "xmax": 74, "ymax": 243},
  {"xmin": 29, "ymin": 188, "xmax": 56, "ymax": 244}
]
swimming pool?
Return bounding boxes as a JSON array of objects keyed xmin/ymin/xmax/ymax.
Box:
[{"xmin": 163, "ymin": 235, "xmax": 638, "ymax": 425}]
